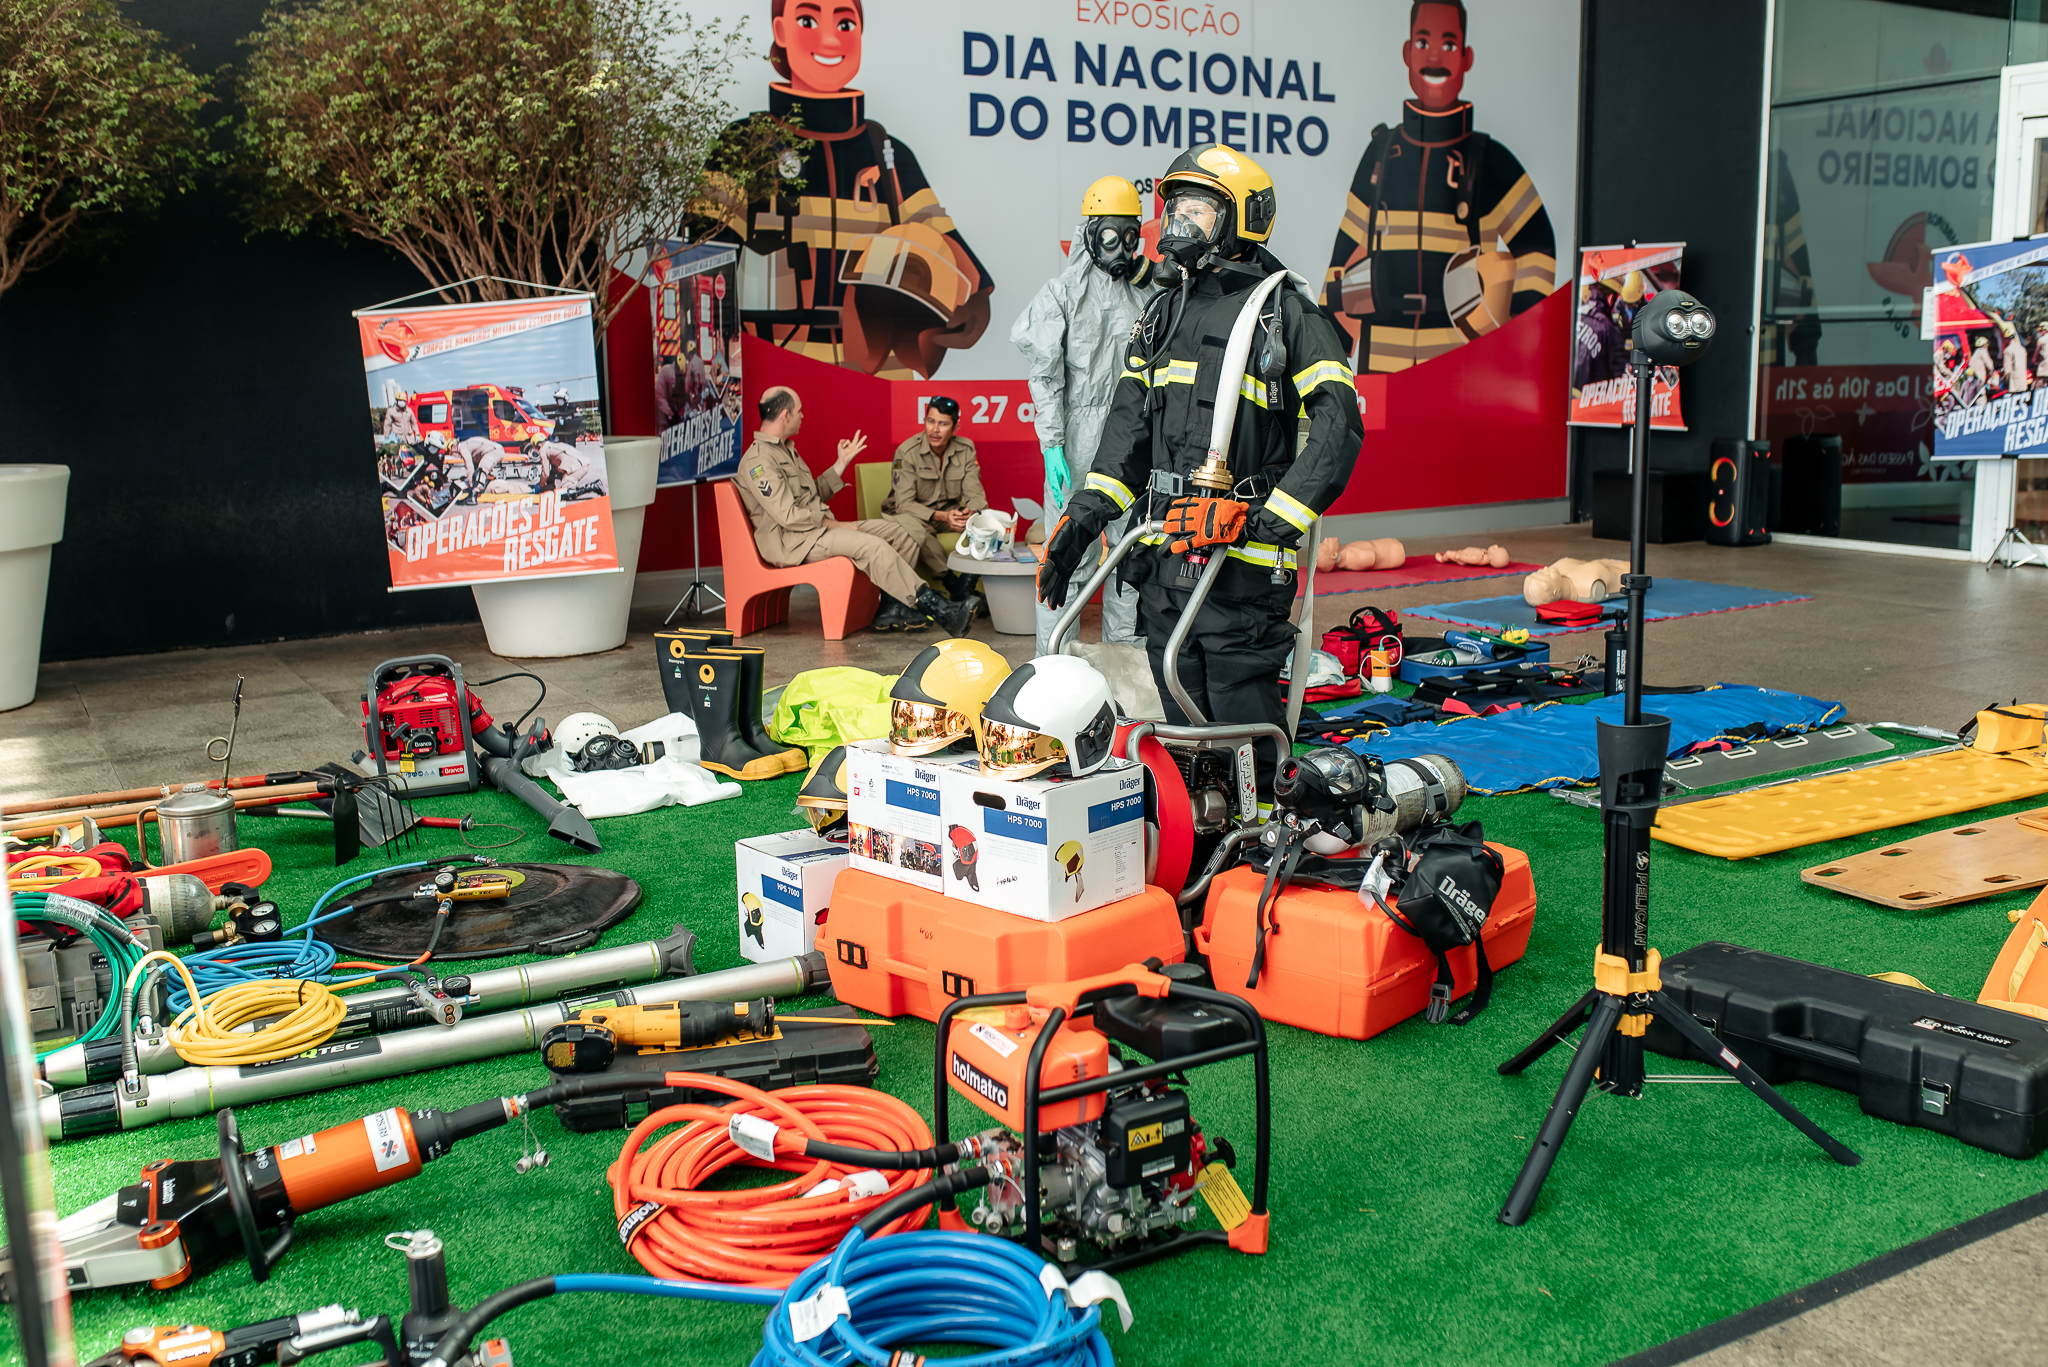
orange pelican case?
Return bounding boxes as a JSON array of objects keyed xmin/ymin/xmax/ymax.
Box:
[
  {"xmin": 1195, "ymin": 844, "xmax": 1536, "ymax": 1038},
  {"xmin": 824, "ymin": 869, "xmax": 1184, "ymax": 1021}
]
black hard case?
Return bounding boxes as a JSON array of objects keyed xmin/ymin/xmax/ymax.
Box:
[
  {"xmin": 548, "ymin": 1004, "xmax": 878, "ymax": 1132},
  {"xmin": 1648, "ymin": 942, "xmax": 2048, "ymax": 1159}
]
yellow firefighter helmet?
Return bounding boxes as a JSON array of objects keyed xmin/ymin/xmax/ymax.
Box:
[
  {"xmin": 889, "ymin": 639, "xmax": 1014, "ymax": 755},
  {"xmin": 1081, "ymin": 175, "xmax": 1143, "ymax": 218}
]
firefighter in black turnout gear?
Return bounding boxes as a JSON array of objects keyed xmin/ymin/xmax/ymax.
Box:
[{"xmin": 1037, "ymin": 145, "xmax": 1364, "ymax": 809}]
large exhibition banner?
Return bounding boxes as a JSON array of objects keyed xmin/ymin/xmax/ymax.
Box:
[
  {"xmin": 1929, "ymin": 236, "xmax": 2048, "ymax": 460},
  {"xmin": 1567, "ymin": 243, "xmax": 1684, "ymax": 429},
  {"xmin": 701, "ymin": 0, "xmax": 1580, "ymax": 387},
  {"xmin": 357, "ymin": 295, "xmax": 619, "ymax": 590}
]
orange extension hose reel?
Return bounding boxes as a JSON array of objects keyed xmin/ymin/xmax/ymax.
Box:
[{"xmin": 607, "ymin": 1075, "xmax": 937, "ymax": 1288}]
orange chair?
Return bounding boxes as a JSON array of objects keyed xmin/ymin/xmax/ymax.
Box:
[{"xmin": 713, "ymin": 480, "xmax": 880, "ymax": 640}]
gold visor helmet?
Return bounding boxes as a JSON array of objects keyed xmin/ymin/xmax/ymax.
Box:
[
  {"xmin": 888, "ymin": 639, "xmax": 1012, "ymax": 756},
  {"xmin": 976, "ymin": 655, "xmax": 1118, "ymax": 781}
]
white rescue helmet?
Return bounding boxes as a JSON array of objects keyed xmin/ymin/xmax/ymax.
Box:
[
  {"xmin": 978, "ymin": 655, "xmax": 1118, "ymax": 780},
  {"xmin": 553, "ymin": 712, "xmax": 620, "ymax": 759}
]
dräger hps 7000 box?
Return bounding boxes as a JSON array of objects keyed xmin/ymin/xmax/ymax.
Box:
[
  {"xmin": 734, "ymin": 828, "xmax": 848, "ymax": 962},
  {"xmin": 939, "ymin": 758, "xmax": 1146, "ymax": 920},
  {"xmin": 844, "ymin": 739, "xmax": 958, "ymax": 892}
]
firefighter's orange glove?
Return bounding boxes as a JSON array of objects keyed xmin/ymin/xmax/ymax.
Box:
[{"xmin": 1164, "ymin": 497, "xmax": 1249, "ymax": 554}]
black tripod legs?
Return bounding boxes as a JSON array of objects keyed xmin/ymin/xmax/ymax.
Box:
[
  {"xmin": 1647, "ymin": 993, "xmax": 1861, "ymax": 1168},
  {"xmin": 1496, "ymin": 989, "xmax": 1597, "ymax": 1076},
  {"xmin": 1499, "ymin": 993, "xmax": 1626, "ymax": 1225},
  {"xmin": 1497, "ymin": 988, "xmax": 1862, "ymax": 1226}
]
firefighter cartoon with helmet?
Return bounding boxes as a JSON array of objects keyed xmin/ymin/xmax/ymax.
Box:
[
  {"xmin": 1011, "ymin": 175, "xmax": 1160, "ymax": 654},
  {"xmin": 1325, "ymin": 0, "xmax": 1557, "ymax": 373},
  {"xmin": 704, "ymin": 0, "xmax": 993, "ymax": 380},
  {"xmin": 1037, "ymin": 145, "xmax": 1364, "ymax": 809}
]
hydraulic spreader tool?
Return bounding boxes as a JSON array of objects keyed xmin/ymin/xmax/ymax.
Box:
[{"xmin": 10, "ymin": 1045, "xmax": 829, "ymax": 1297}]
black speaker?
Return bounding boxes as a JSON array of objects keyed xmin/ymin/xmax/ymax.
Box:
[
  {"xmin": 1779, "ymin": 433, "xmax": 1844, "ymax": 536},
  {"xmin": 1706, "ymin": 439, "xmax": 1772, "ymax": 546}
]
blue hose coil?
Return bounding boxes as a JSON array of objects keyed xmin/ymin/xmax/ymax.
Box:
[
  {"xmin": 755, "ymin": 1230, "xmax": 1117, "ymax": 1367},
  {"xmin": 165, "ymin": 859, "xmax": 442, "ymax": 1009}
]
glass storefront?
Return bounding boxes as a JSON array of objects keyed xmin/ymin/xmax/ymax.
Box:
[{"xmin": 1756, "ymin": 1, "xmax": 2048, "ymax": 549}]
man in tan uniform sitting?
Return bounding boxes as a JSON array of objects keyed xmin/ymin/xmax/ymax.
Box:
[
  {"xmin": 881, "ymin": 395, "xmax": 988, "ymax": 603},
  {"xmin": 736, "ymin": 387, "xmax": 978, "ymax": 634}
]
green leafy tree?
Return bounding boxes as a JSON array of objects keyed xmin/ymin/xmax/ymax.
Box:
[
  {"xmin": 0, "ymin": 0, "xmax": 206, "ymax": 299},
  {"xmin": 236, "ymin": 0, "xmax": 756, "ymax": 333}
]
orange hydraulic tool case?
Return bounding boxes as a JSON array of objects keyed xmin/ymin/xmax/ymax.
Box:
[
  {"xmin": 824, "ymin": 869, "xmax": 1185, "ymax": 1021},
  {"xmin": 1195, "ymin": 845, "xmax": 1536, "ymax": 1038}
]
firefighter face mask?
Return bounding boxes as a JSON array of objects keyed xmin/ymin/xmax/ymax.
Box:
[
  {"xmin": 1161, "ymin": 188, "xmax": 1227, "ymax": 264},
  {"xmin": 1085, "ymin": 216, "xmax": 1144, "ymax": 279}
]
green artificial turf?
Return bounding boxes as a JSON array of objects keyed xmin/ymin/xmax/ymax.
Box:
[{"xmin": 18, "ymin": 738, "xmax": 2048, "ymax": 1367}]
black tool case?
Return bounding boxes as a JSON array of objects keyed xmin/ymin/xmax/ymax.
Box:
[
  {"xmin": 548, "ymin": 1005, "xmax": 878, "ymax": 1132},
  {"xmin": 1648, "ymin": 942, "xmax": 2048, "ymax": 1159}
]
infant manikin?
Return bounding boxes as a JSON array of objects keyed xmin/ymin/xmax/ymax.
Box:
[
  {"xmin": 1315, "ymin": 537, "xmax": 1407, "ymax": 572},
  {"xmin": 1434, "ymin": 545, "xmax": 1511, "ymax": 567}
]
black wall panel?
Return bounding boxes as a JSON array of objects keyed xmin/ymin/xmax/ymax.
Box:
[
  {"xmin": 2, "ymin": 1, "xmax": 477, "ymax": 661},
  {"xmin": 1571, "ymin": 0, "xmax": 1768, "ymax": 521}
]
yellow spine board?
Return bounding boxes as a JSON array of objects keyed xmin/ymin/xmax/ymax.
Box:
[{"xmin": 1652, "ymin": 749, "xmax": 2048, "ymax": 861}]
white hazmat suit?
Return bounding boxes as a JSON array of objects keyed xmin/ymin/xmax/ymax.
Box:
[{"xmin": 1011, "ymin": 232, "xmax": 1159, "ymax": 653}]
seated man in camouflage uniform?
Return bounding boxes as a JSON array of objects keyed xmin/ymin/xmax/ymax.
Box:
[
  {"xmin": 881, "ymin": 395, "xmax": 988, "ymax": 603},
  {"xmin": 736, "ymin": 387, "xmax": 977, "ymax": 634}
]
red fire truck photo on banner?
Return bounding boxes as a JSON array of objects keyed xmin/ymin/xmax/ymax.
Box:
[
  {"xmin": 357, "ymin": 293, "xmax": 619, "ymax": 590},
  {"xmin": 1568, "ymin": 242, "xmax": 1686, "ymax": 429}
]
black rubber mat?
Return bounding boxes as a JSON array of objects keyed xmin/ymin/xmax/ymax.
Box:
[{"xmin": 312, "ymin": 863, "xmax": 642, "ymax": 959}]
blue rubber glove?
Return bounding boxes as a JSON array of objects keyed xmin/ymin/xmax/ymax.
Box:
[{"xmin": 1045, "ymin": 445, "xmax": 1070, "ymax": 510}]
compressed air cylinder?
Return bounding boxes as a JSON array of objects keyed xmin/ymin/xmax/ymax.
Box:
[{"xmin": 1359, "ymin": 755, "xmax": 1469, "ymax": 843}]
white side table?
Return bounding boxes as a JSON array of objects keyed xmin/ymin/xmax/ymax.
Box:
[{"xmin": 946, "ymin": 547, "xmax": 1041, "ymax": 636}]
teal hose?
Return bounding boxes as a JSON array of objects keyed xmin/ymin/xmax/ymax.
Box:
[{"xmin": 15, "ymin": 892, "xmax": 148, "ymax": 1059}]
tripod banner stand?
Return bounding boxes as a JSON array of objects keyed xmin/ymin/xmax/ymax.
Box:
[
  {"xmin": 647, "ymin": 243, "xmax": 741, "ymax": 621},
  {"xmin": 1496, "ymin": 290, "xmax": 1861, "ymax": 1226}
]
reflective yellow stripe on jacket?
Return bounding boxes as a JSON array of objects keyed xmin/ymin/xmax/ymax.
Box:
[
  {"xmin": 1291, "ymin": 359, "xmax": 1355, "ymax": 398},
  {"xmin": 1086, "ymin": 472, "xmax": 1135, "ymax": 511},
  {"xmin": 1264, "ymin": 488, "xmax": 1317, "ymax": 534}
]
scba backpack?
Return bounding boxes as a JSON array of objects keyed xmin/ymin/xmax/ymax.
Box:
[{"xmin": 1367, "ymin": 821, "xmax": 1505, "ymax": 1025}]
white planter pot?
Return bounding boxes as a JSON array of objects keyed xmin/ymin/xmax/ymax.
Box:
[
  {"xmin": 471, "ymin": 438, "xmax": 661, "ymax": 658},
  {"xmin": 0, "ymin": 465, "xmax": 69, "ymax": 711}
]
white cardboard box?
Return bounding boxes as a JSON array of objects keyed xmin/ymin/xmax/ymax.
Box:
[
  {"xmin": 843, "ymin": 739, "xmax": 956, "ymax": 892},
  {"xmin": 939, "ymin": 757, "xmax": 1146, "ymax": 920},
  {"xmin": 734, "ymin": 828, "xmax": 847, "ymax": 962}
]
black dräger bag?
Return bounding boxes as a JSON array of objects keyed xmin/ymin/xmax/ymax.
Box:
[{"xmin": 1368, "ymin": 821, "xmax": 1505, "ymax": 1025}]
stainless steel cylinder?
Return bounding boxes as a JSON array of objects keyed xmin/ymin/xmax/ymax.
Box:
[
  {"xmin": 42, "ymin": 927, "xmax": 700, "ymax": 1089},
  {"xmin": 154, "ymin": 788, "xmax": 237, "ymax": 864},
  {"xmin": 46, "ymin": 951, "xmax": 831, "ymax": 1139}
]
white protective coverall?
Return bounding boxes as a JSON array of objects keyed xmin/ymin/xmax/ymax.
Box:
[{"xmin": 1011, "ymin": 233, "xmax": 1158, "ymax": 653}]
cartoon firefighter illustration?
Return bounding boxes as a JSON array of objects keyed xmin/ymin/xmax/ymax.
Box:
[
  {"xmin": 948, "ymin": 824, "xmax": 980, "ymax": 892},
  {"xmin": 1055, "ymin": 840, "xmax": 1084, "ymax": 904},
  {"xmin": 705, "ymin": 0, "xmax": 994, "ymax": 380},
  {"xmin": 1324, "ymin": 1, "xmax": 1557, "ymax": 374},
  {"xmin": 742, "ymin": 891, "xmax": 766, "ymax": 947}
]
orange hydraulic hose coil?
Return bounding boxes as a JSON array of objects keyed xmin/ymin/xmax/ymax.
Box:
[{"xmin": 607, "ymin": 1074, "xmax": 935, "ymax": 1288}]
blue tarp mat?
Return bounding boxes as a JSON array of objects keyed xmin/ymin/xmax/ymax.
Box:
[
  {"xmin": 1408, "ymin": 580, "xmax": 1814, "ymax": 635},
  {"xmin": 1345, "ymin": 685, "xmax": 1846, "ymax": 794}
]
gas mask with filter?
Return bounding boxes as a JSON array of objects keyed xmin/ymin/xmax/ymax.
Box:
[{"xmin": 1084, "ymin": 216, "xmax": 1145, "ymax": 280}]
